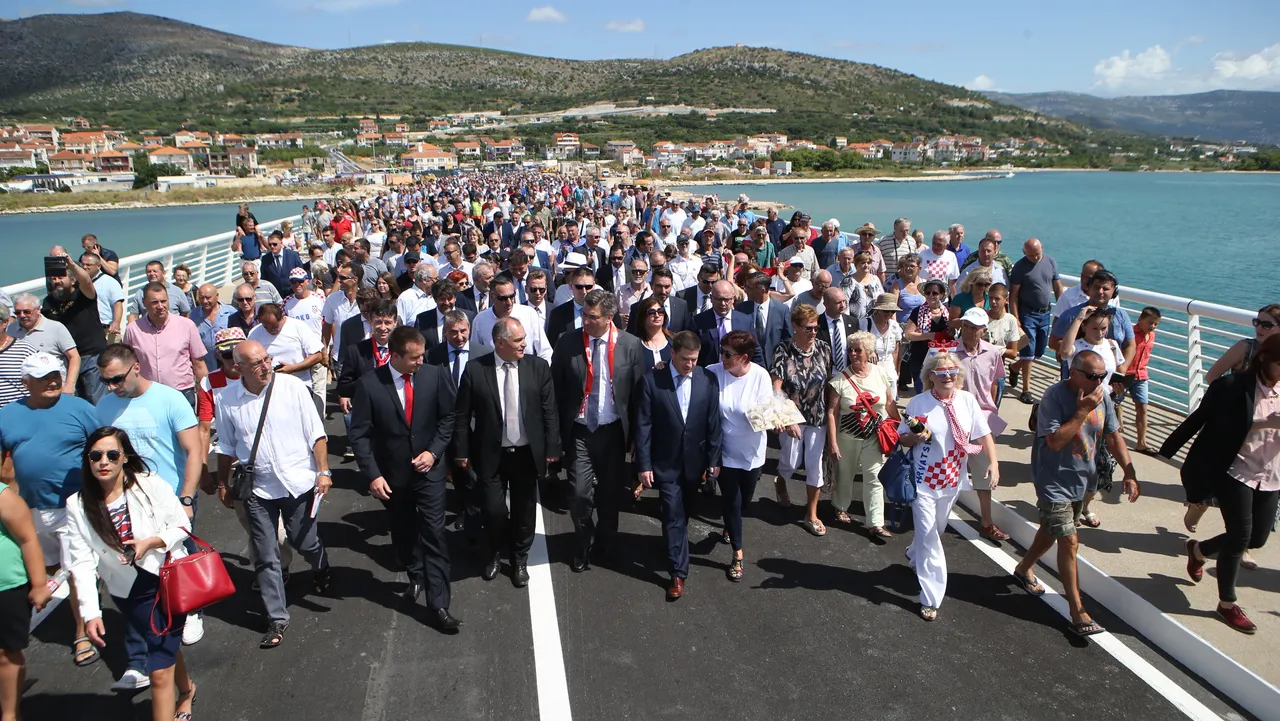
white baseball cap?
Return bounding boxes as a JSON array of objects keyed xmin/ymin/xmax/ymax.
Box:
[
  {"xmin": 961, "ymin": 307, "xmax": 990, "ymax": 327},
  {"xmin": 22, "ymin": 352, "xmax": 66, "ymax": 379}
]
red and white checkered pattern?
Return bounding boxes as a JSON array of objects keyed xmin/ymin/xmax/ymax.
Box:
[
  {"xmin": 926, "ymin": 259, "xmax": 951, "ymax": 281},
  {"xmin": 921, "ymin": 447, "xmax": 966, "ymax": 490}
]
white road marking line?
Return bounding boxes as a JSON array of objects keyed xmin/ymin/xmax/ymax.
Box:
[
  {"xmin": 30, "ymin": 569, "xmax": 69, "ymax": 633},
  {"xmin": 529, "ymin": 495, "xmax": 572, "ymax": 721},
  {"xmin": 947, "ymin": 512, "xmax": 1223, "ymax": 721}
]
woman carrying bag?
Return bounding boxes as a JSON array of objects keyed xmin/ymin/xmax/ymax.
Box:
[{"xmin": 62, "ymin": 427, "xmax": 199, "ymax": 721}]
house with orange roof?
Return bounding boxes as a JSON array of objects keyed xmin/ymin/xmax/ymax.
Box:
[
  {"xmin": 357, "ymin": 132, "xmax": 383, "ymax": 146},
  {"xmin": 254, "ymin": 133, "xmax": 304, "ymax": 149},
  {"xmin": 114, "ymin": 141, "xmax": 146, "ymax": 153},
  {"xmin": 581, "ymin": 142, "xmax": 600, "ymax": 158},
  {"xmin": 359, "ymin": 118, "xmax": 379, "ymax": 133},
  {"xmin": 62, "ymin": 132, "xmax": 112, "ymax": 155},
  {"xmin": 0, "ymin": 148, "xmax": 38, "ymax": 169},
  {"xmin": 143, "ymin": 136, "xmax": 166, "ymax": 146},
  {"xmin": 93, "ymin": 150, "xmax": 133, "ymax": 172},
  {"xmin": 70, "ymin": 117, "xmax": 91, "ymax": 130},
  {"xmin": 401, "ymin": 148, "xmax": 458, "ymax": 172},
  {"xmin": 49, "ymin": 150, "xmax": 88, "ymax": 171},
  {"xmin": 394, "ymin": 122, "xmax": 410, "ymax": 133},
  {"xmin": 217, "ymin": 133, "xmax": 246, "ymax": 147},
  {"xmin": 452, "ymin": 140, "xmax": 481, "ymax": 158},
  {"xmin": 209, "ymin": 147, "xmax": 258, "ymax": 174},
  {"xmin": 21, "ymin": 125, "xmax": 59, "ymax": 148},
  {"xmin": 428, "ymin": 120, "xmax": 450, "ymax": 131},
  {"xmin": 846, "ymin": 142, "xmax": 881, "ymax": 159},
  {"xmin": 147, "ymin": 146, "xmax": 194, "ymax": 172},
  {"xmin": 178, "ymin": 140, "xmax": 210, "ymax": 159},
  {"xmin": 484, "ymin": 138, "xmax": 525, "ymax": 160},
  {"xmin": 383, "ymin": 132, "xmax": 408, "ymax": 146}
]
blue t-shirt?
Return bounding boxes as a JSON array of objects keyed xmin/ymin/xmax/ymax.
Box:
[
  {"xmin": 97, "ymin": 383, "xmax": 198, "ymax": 494},
  {"xmin": 0, "ymin": 395, "xmax": 99, "ymax": 509},
  {"xmin": 239, "ymin": 231, "xmax": 263, "ymax": 260},
  {"xmin": 1032, "ymin": 380, "xmax": 1119, "ymax": 503},
  {"xmin": 1051, "ymin": 302, "xmax": 1133, "ymax": 347}
]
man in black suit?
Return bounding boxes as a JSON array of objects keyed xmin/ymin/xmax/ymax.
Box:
[
  {"xmin": 576, "ymin": 229, "xmax": 612, "ymax": 292},
  {"xmin": 481, "ymin": 212, "xmax": 516, "ymax": 249},
  {"xmin": 348, "ymin": 326, "xmax": 461, "ymax": 632},
  {"xmin": 453, "ymin": 262, "xmax": 494, "ymax": 315},
  {"xmin": 677, "ymin": 263, "xmax": 721, "ymax": 317},
  {"xmin": 815, "ymin": 287, "xmax": 857, "ymax": 374},
  {"xmin": 495, "ymin": 244, "xmax": 537, "ymax": 305},
  {"xmin": 736, "ymin": 271, "xmax": 792, "ymax": 368},
  {"xmin": 634, "ymin": 331, "xmax": 722, "ymax": 601},
  {"xmin": 338, "ymin": 287, "xmax": 379, "ymax": 369},
  {"xmin": 260, "ymin": 230, "xmax": 307, "ymax": 297},
  {"xmin": 547, "ymin": 266, "xmax": 595, "ymax": 343},
  {"xmin": 550, "ymin": 289, "xmax": 644, "ymax": 571},
  {"xmin": 625, "ymin": 268, "xmax": 690, "ymax": 336},
  {"xmin": 426, "ymin": 310, "xmax": 481, "ymax": 534},
  {"xmin": 454, "ymin": 317, "xmax": 559, "ymax": 588},
  {"xmin": 337, "ymin": 299, "xmax": 397, "ymax": 409},
  {"xmin": 416, "ymin": 280, "xmax": 474, "ymax": 352},
  {"xmin": 691, "ymin": 280, "xmax": 764, "ymax": 367},
  {"xmin": 523, "ymin": 269, "xmax": 554, "ymax": 334}
]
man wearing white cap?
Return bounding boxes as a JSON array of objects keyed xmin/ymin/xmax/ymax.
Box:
[
  {"xmin": 954, "ymin": 307, "xmax": 1011, "ymax": 542},
  {"xmin": 0, "ymin": 352, "xmax": 99, "ymax": 668}
]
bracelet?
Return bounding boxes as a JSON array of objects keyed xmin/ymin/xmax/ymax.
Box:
[{"xmin": 216, "ymin": 484, "xmax": 227, "ymax": 490}]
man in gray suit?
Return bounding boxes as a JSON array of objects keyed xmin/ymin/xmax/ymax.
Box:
[{"xmin": 551, "ymin": 289, "xmax": 644, "ymax": 572}]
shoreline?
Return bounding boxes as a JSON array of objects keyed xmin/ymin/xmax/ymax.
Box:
[{"xmin": 0, "ymin": 192, "xmax": 331, "ymax": 216}]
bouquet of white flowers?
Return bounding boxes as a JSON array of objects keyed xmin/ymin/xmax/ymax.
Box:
[{"xmin": 746, "ymin": 391, "xmax": 807, "ymax": 432}]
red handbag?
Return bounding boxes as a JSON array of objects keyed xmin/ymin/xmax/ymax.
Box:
[
  {"xmin": 151, "ymin": 534, "xmax": 236, "ymax": 636},
  {"xmin": 844, "ymin": 371, "xmax": 901, "ymax": 455}
]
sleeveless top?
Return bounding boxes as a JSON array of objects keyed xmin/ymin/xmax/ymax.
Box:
[
  {"xmin": 0, "ymin": 485, "xmax": 29, "ymax": 592},
  {"xmin": 1230, "ymin": 337, "xmax": 1259, "ymax": 375}
]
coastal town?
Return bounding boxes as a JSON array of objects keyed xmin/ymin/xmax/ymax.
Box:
[{"xmin": 0, "ymin": 112, "xmax": 1264, "ymax": 196}]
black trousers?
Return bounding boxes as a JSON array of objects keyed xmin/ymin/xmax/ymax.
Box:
[
  {"xmin": 480, "ymin": 445, "xmax": 539, "ymax": 563},
  {"xmin": 450, "ymin": 461, "xmax": 484, "ymax": 533},
  {"xmin": 568, "ymin": 421, "xmax": 625, "ymax": 556},
  {"xmin": 382, "ymin": 472, "xmax": 451, "ymax": 611},
  {"xmin": 1199, "ymin": 474, "xmax": 1279, "ymax": 604}
]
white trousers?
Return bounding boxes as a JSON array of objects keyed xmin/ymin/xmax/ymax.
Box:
[
  {"xmin": 778, "ymin": 424, "xmax": 825, "ymax": 488},
  {"xmin": 907, "ymin": 483, "xmax": 961, "ymax": 608}
]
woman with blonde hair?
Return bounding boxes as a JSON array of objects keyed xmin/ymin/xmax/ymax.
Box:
[
  {"xmin": 280, "ymin": 220, "xmax": 299, "ymax": 251},
  {"xmin": 898, "ymin": 350, "xmax": 999, "ymax": 621},
  {"xmin": 949, "ymin": 266, "xmax": 992, "ymax": 318},
  {"xmin": 827, "ymin": 330, "xmax": 900, "ymax": 537}
]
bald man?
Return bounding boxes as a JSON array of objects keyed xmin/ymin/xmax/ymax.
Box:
[
  {"xmin": 691, "ymin": 280, "xmax": 764, "ymax": 367},
  {"xmin": 1008, "ymin": 237, "xmax": 1064, "ymax": 402}
]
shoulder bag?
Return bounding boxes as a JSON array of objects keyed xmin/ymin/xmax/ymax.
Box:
[
  {"xmin": 229, "ymin": 378, "xmax": 275, "ymax": 502},
  {"xmin": 151, "ymin": 534, "xmax": 236, "ymax": 636},
  {"xmin": 842, "ymin": 371, "xmax": 901, "ymax": 454}
]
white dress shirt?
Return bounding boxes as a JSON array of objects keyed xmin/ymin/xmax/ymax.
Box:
[
  {"xmin": 468, "ymin": 306, "xmax": 553, "ymax": 361},
  {"xmin": 496, "ymin": 360, "xmax": 528, "ymax": 446},
  {"xmin": 396, "ymin": 285, "xmax": 436, "ymax": 327},
  {"xmin": 392, "ymin": 368, "xmax": 411, "ymax": 411},
  {"xmin": 214, "ymin": 374, "xmax": 326, "ymax": 500},
  {"xmin": 672, "ymin": 365, "xmax": 691, "ymax": 421},
  {"xmin": 528, "ymin": 300, "xmax": 549, "ymax": 330},
  {"xmin": 577, "ymin": 331, "xmax": 619, "ymax": 426},
  {"xmin": 445, "ymin": 344, "xmax": 469, "ymax": 386}
]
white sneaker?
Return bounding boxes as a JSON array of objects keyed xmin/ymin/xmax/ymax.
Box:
[
  {"xmin": 181, "ymin": 613, "xmax": 205, "ymax": 646},
  {"xmin": 111, "ymin": 669, "xmax": 150, "ymax": 692}
]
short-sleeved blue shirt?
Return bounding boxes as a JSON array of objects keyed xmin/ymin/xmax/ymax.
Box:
[
  {"xmin": 0, "ymin": 394, "xmax": 99, "ymax": 509},
  {"xmin": 1032, "ymin": 380, "xmax": 1119, "ymax": 503},
  {"xmin": 1052, "ymin": 302, "xmax": 1133, "ymax": 347},
  {"xmin": 97, "ymin": 383, "xmax": 198, "ymax": 494}
]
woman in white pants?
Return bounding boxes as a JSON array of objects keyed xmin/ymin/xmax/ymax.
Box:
[
  {"xmin": 898, "ymin": 350, "xmax": 999, "ymax": 621},
  {"xmin": 770, "ymin": 303, "xmax": 832, "ymax": 536}
]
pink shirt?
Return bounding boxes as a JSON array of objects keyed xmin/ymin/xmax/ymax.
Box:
[
  {"xmin": 956, "ymin": 339, "xmax": 1009, "ymax": 436},
  {"xmin": 1229, "ymin": 381, "xmax": 1280, "ymax": 492},
  {"xmin": 123, "ymin": 314, "xmax": 208, "ymax": 391}
]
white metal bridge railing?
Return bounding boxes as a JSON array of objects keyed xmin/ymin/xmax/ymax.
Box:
[
  {"xmin": 0, "ymin": 218, "xmax": 1257, "ymax": 416},
  {"xmin": 2, "ymin": 215, "xmax": 301, "ymax": 306}
]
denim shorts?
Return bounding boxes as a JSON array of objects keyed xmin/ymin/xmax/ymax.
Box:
[
  {"xmin": 1019, "ymin": 310, "xmax": 1051, "ymax": 360},
  {"xmin": 1129, "ymin": 378, "xmax": 1149, "ymax": 405}
]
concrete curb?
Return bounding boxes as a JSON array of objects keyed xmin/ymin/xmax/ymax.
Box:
[{"xmin": 955, "ymin": 490, "xmax": 1280, "ymax": 721}]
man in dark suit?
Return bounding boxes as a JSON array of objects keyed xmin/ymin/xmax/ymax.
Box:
[
  {"xmin": 337, "ymin": 299, "xmax": 398, "ymax": 410},
  {"xmin": 453, "ymin": 262, "xmax": 493, "ymax": 315},
  {"xmin": 550, "ymin": 289, "xmax": 644, "ymax": 571},
  {"xmin": 454, "ymin": 317, "xmax": 559, "ymax": 587},
  {"xmin": 625, "ymin": 268, "xmax": 690, "ymax": 336},
  {"xmin": 348, "ymin": 326, "xmax": 461, "ymax": 632},
  {"xmin": 523, "ymin": 269, "xmax": 554, "ymax": 334},
  {"xmin": 691, "ymin": 280, "xmax": 764, "ymax": 367},
  {"xmin": 677, "ymin": 263, "xmax": 721, "ymax": 317},
  {"xmin": 547, "ymin": 266, "xmax": 595, "ymax": 343},
  {"xmin": 576, "ymin": 229, "xmax": 612, "ymax": 293},
  {"xmin": 425, "ymin": 310, "xmax": 481, "ymax": 534},
  {"xmin": 260, "ymin": 230, "xmax": 307, "ymax": 297},
  {"xmin": 338, "ymin": 287, "xmax": 379, "ymax": 369},
  {"xmin": 416, "ymin": 280, "xmax": 474, "ymax": 352},
  {"xmin": 815, "ymin": 286, "xmax": 857, "ymax": 374},
  {"xmin": 737, "ymin": 271, "xmax": 792, "ymax": 368},
  {"xmin": 481, "ymin": 212, "xmax": 517, "ymax": 249},
  {"xmin": 495, "ymin": 244, "xmax": 536, "ymax": 305},
  {"xmin": 634, "ymin": 331, "xmax": 722, "ymax": 601}
]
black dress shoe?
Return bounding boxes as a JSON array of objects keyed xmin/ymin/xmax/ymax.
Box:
[
  {"xmin": 401, "ymin": 581, "xmax": 423, "ymax": 604},
  {"xmin": 482, "ymin": 555, "xmax": 501, "ymax": 581},
  {"xmin": 427, "ymin": 608, "xmax": 461, "ymax": 633},
  {"xmin": 570, "ymin": 555, "xmax": 590, "ymax": 573},
  {"xmin": 512, "ymin": 564, "xmax": 529, "ymax": 588}
]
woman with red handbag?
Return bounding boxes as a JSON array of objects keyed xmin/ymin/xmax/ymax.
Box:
[
  {"xmin": 61, "ymin": 428, "xmax": 198, "ymax": 721},
  {"xmin": 826, "ymin": 331, "xmax": 901, "ymax": 538}
]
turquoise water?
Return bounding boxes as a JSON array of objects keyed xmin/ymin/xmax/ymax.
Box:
[
  {"xmin": 681, "ymin": 172, "xmax": 1280, "ymax": 311},
  {"xmin": 0, "ymin": 200, "xmax": 306, "ymax": 287}
]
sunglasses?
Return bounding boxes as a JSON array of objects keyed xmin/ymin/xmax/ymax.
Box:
[
  {"xmin": 235, "ymin": 296, "xmax": 255, "ymax": 303},
  {"xmin": 494, "ymin": 293, "xmax": 516, "ymax": 302},
  {"xmin": 933, "ymin": 368, "xmax": 960, "ymax": 379},
  {"xmin": 645, "ymin": 308, "xmax": 665, "ymax": 316},
  {"xmin": 1072, "ymin": 368, "xmax": 1109, "ymax": 382},
  {"xmin": 719, "ymin": 348, "xmax": 739, "ymax": 358},
  {"xmin": 1253, "ymin": 318, "xmax": 1277, "ymax": 330},
  {"xmin": 631, "ymin": 268, "xmax": 647, "ymax": 275},
  {"xmin": 219, "ymin": 350, "xmax": 235, "ymax": 360},
  {"xmin": 87, "ymin": 449, "xmax": 123, "ymax": 463},
  {"xmin": 102, "ymin": 370, "xmax": 131, "ymax": 386},
  {"xmin": 528, "ymin": 286, "xmax": 547, "ymax": 293},
  {"xmin": 798, "ymin": 324, "xmax": 819, "ymax": 332},
  {"xmin": 573, "ymin": 283, "xmax": 593, "ymax": 291}
]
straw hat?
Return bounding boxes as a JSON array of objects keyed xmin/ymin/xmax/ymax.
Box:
[{"xmin": 871, "ymin": 293, "xmax": 900, "ymax": 312}]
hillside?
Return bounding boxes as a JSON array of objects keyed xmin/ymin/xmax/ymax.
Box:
[
  {"xmin": 984, "ymin": 90, "xmax": 1280, "ymax": 146},
  {"xmin": 0, "ymin": 11, "xmax": 1083, "ymax": 143}
]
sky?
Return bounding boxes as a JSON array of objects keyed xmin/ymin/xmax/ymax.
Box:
[{"xmin": 7, "ymin": 0, "xmax": 1280, "ymax": 97}]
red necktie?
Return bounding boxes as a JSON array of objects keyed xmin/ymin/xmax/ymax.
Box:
[{"xmin": 402, "ymin": 373, "xmax": 414, "ymax": 426}]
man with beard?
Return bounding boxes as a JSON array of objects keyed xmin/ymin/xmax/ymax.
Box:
[{"xmin": 39, "ymin": 247, "xmax": 106, "ymax": 402}]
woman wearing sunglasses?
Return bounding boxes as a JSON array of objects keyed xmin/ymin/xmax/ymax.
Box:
[
  {"xmin": 898, "ymin": 350, "xmax": 999, "ymax": 621},
  {"xmin": 634, "ymin": 296, "xmax": 672, "ymax": 373},
  {"xmin": 1165, "ymin": 334, "xmax": 1280, "ymax": 635},
  {"xmin": 903, "ymin": 278, "xmax": 951, "ymax": 394},
  {"xmin": 61, "ymin": 427, "xmax": 198, "ymax": 721}
]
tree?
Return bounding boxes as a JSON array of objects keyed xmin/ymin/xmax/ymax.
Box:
[{"xmin": 131, "ymin": 152, "xmax": 188, "ymax": 189}]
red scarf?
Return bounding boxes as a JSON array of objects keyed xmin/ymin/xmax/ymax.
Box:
[
  {"xmin": 932, "ymin": 390, "xmax": 983, "ymax": 456},
  {"xmin": 580, "ymin": 327, "xmax": 616, "ymax": 415}
]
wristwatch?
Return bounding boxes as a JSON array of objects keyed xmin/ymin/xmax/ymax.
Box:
[
  {"xmin": 179, "ymin": 496, "xmax": 195, "ymax": 507},
  {"xmin": 317, "ymin": 470, "xmax": 332, "ymax": 477}
]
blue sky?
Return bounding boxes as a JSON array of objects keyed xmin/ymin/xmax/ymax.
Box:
[{"xmin": 10, "ymin": 0, "xmax": 1280, "ymax": 96}]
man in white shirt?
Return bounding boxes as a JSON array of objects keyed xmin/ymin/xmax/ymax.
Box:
[
  {"xmin": 956, "ymin": 236, "xmax": 1008, "ymax": 287},
  {"xmin": 878, "ymin": 217, "xmax": 917, "ymax": 279},
  {"xmin": 777, "ymin": 227, "xmax": 818, "ymax": 281},
  {"xmin": 437, "ymin": 240, "xmax": 473, "ymax": 279},
  {"xmin": 81, "ymin": 252, "xmax": 124, "ymax": 340},
  {"xmin": 247, "ymin": 303, "xmax": 323, "ymax": 387},
  {"xmin": 918, "ymin": 230, "xmax": 960, "ymax": 298},
  {"xmin": 321, "ymin": 262, "xmax": 363, "ymax": 372},
  {"xmin": 396, "ymin": 264, "xmax": 438, "ymax": 327},
  {"xmin": 214, "ymin": 340, "xmax": 331, "ymax": 650},
  {"xmin": 682, "ymin": 207, "xmax": 706, "ymax": 237},
  {"xmin": 469, "ymin": 277, "xmax": 552, "ymax": 361},
  {"xmin": 617, "ymin": 258, "xmax": 651, "ymax": 326}
]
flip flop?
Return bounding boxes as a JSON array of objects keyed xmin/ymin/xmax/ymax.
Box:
[
  {"xmin": 1072, "ymin": 619, "xmax": 1105, "ymax": 637},
  {"xmin": 801, "ymin": 519, "xmax": 826, "ymax": 537},
  {"xmin": 1078, "ymin": 512, "xmax": 1101, "ymax": 529},
  {"xmin": 1014, "ymin": 571, "xmax": 1047, "ymax": 596}
]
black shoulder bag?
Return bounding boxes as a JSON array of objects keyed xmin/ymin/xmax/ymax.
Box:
[{"xmin": 230, "ymin": 379, "xmax": 276, "ymax": 502}]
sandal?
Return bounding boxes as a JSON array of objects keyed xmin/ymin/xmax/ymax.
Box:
[
  {"xmin": 1184, "ymin": 503, "xmax": 1208, "ymax": 533},
  {"xmin": 979, "ymin": 524, "xmax": 1011, "ymax": 542},
  {"xmin": 720, "ymin": 529, "xmax": 731, "ymax": 545},
  {"xmin": 774, "ymin": 479, "xmax": 792, "ymax": 508},
  {"xmin": 1013, "ymin": 571, "xmax": 1046, "ymax": 596},
  {"xmin": 727, "ymin": 558, "xmax": 744, "ymax": 583},
  {"xmin": 1019, "ymin": 391, "xmax": 1034, "ymax": 404},
  {"xmin": 1241, "ymin": 551, "xmax": 1258, "ymax": 571},
  {"xmin": 1072, "ymin": 618, "xmax": 1105, "ymax": 636},
  {"xmin": 73, "ymin": 636, "xmax": 100, "ymax": 666},
  {"xmin": 801, "ymin": 519, "xmax": 826, "ymax": 537},
  {"xmin": 834, "ymin": 510, "xmax": 852, "ymax": 524},
  {"xmin": 175, "ymin": 682, "xmax": 197, "ymax": 720},
  {"xmin": 870, "ymin": 526, "xmax": 893, "ymax": 539},
  {"xmin": 1078, "ymin": 512, "xmax": 1101, "ymax": 529},
  {"xmin": 313, "ymin": 568, "xmax": 332, "ymax": 594},
  {"xmin": 920, "ymin": 605, "xmax": 937, "ymax": 622},
  {"xmin": 259, "ymin": 622, "xmax": 288, "ymax": 650}
]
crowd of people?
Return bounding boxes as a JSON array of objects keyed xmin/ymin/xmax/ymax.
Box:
[{"xmin": 0, "ymin": 170, "xmax": 1276, "ymax": 720}]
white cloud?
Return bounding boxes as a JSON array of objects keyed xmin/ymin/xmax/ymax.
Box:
[
  {"xmin": 1092, "ymin": 45, "xmax": 1172, "ymax": 89},
  {"xmin": 526, "ymin": 5, "xmax": 566, "ymax": 23},
  {"xmin": 967, "ymin": 74, "xmax": 996, "ymax": 91},
  {"xmin": 605, "ymin": 18, "xmax": 645, "ymax": 33},
  {"xmin": 301, "ymin": 0, "xmax": 400, "ymax": 11},
  {"xmin": 1182, "ymin": 34, "xmax": 1205, "ymax": 46},
  {"xmin": 1213, "ymin": 43, "xmax": 1280, "ymax": 83}
]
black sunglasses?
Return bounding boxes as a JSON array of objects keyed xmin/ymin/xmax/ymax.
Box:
[
  {"xmin": 102, "ymin": 370, "xmax": 131, "ymax": 386},
  {"xmin": 495, "ymin": 293, "xmax": 516, "ymax": 302},
  {"xmin": 1253, "ymin": 318, "xmax": 1277, "ymax": 330},
  {"xmin": 572, "ymin": 283, "xmax": 593, "ymax": 291},
  {"xmin": 235, "ymin": 296, "xmax": 255, "ymax": 303},
  {"xmin": 1073, "ymin": 368, "xmax": 1109, "ymax": 382},
  {"xmin": 87, "ymin": 449, "xmax": 122, "ymax": 463}
]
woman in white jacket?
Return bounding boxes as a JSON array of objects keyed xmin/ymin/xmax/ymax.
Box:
[{"xmin": 62, "ymin": 427, "xmax": 197, "ymax": 721}]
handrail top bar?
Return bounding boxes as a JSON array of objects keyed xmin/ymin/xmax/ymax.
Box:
[{"xmin": 1060, "ymin": 274, "xmax": 1257, "ymax": 326}]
